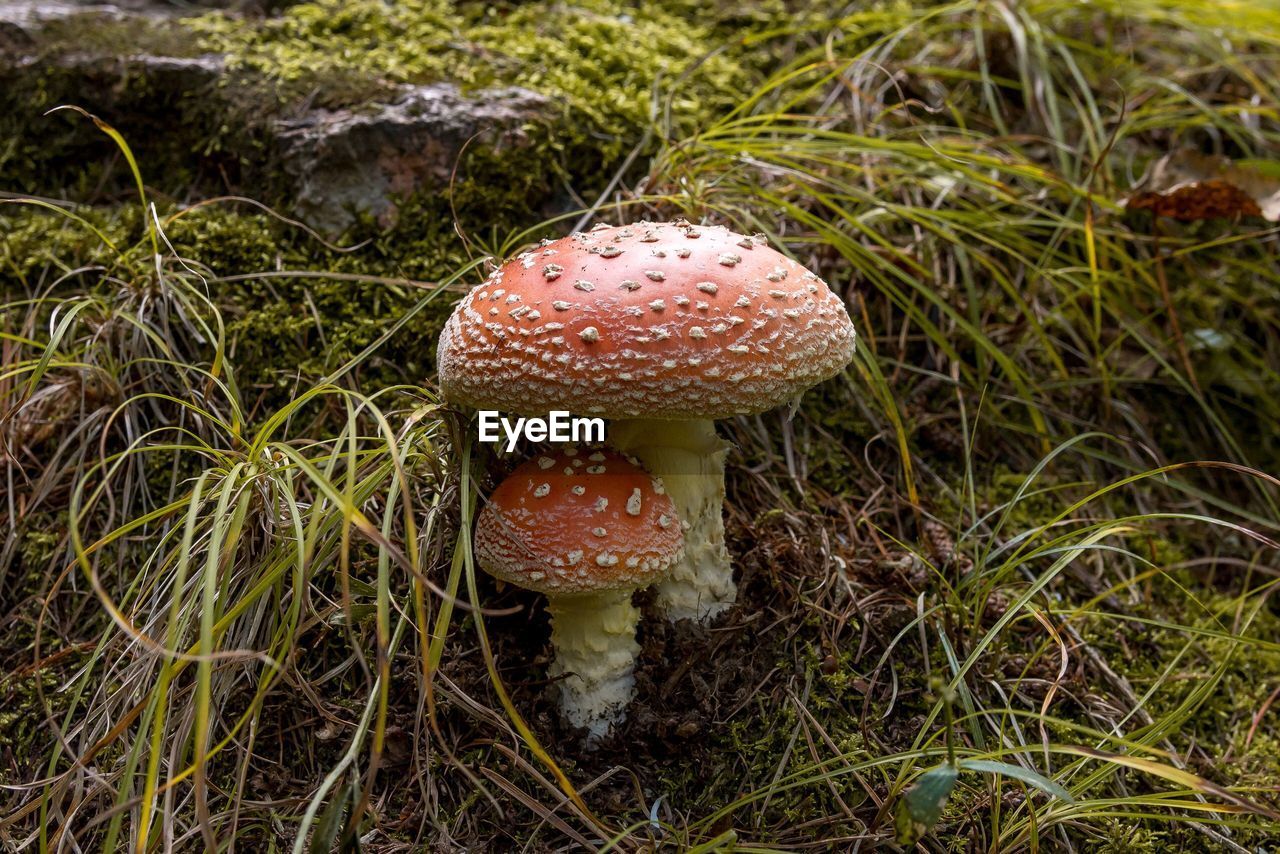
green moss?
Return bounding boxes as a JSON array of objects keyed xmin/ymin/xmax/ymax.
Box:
[
  {"xmin": 647, "ymin": 638, "xmax": 884, "ymax": 841},
  {"xmin": 1077, "ymin": 583, "xmax": 1280, "ymax": 845},
  {"xmin": 0, "ymin": 667, "xmax": 63, "ymax": 783},
  {"xmin": 794, "ymin": 380, "xmax": 874, "ymax": 498},
  {"xmin": 0, "ymin": 186, "xmax": 514, "ymax": 411},
  {"xmin": 190, "ymin": 0, "xmax": 764, "ymax": 215},
  {"xmin": 1089, "ymin": 822, "xmax": 1176, "ymax": 852},
  {"xmin": 190, "ymin": 0, "xmax": 762, "ymax": 120},
  {"xmin": 0, "ymin": 605, "xmax": 85, "ymax": 788},
  {"xmin": 0, "ymin": 3, "xmax": 780, "ymax": 404},
  {"xmin": 37, "ymin": 12, "xmax": 207, "ymax": 60},
  {"xmin": 4, "ymin": 0, "xmax": 769, "ymax": 205},
  {"xmin": 166, "ymin": 206, "xmax": 462, "ymax": 395}
]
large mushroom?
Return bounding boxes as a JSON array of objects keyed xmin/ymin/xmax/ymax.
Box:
[
  {"xmin": 440, "ymin": 221, "xmax": 856, "ymax": 622},
  {"xmin": 473, "ymin": 447, "xmax": 682, "ymax": 740}
]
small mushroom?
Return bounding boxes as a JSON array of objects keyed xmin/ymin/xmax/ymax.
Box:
[
  {"xmin": 473, "ymin": 448, "xmax": 683, "ymax": 741},
  {"xmin": 439, "ymin": 221, "xmax": 856, "ymax": 623}
]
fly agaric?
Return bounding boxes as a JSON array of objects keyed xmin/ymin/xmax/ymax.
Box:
[
  {"xmin": 440, "ymin": 220, "xmax": 856, "ymax": 622},
  {"xmin": 473, "ymin": 447, "xmax": 682, "ymax": 740}
]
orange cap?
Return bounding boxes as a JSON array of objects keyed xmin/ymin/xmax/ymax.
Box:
[
  {"xmin": 474, "ymin": 448, "xmax": 683, "ymax": 595},
  {"xmin": 438, "ymin": 221, "xmax": 856, "ymax": 419}
]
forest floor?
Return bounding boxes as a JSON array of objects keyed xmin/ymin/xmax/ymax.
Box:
[{"xmin": 3, "ymin": 0, "xmax": 1280, "ymax": 850}]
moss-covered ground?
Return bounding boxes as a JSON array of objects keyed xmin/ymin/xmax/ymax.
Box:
[{"xmin": 4, "ymin": 0, "xmax": 1280, "ymax": 850}]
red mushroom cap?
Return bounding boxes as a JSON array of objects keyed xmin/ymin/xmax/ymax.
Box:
[
  {"xmin": 438, "ymin": 221, "xmax": 856, "ymax": 419},
  {"xmin": 474, "ymin": 448, "xmax": 683, "ymax": 595}
]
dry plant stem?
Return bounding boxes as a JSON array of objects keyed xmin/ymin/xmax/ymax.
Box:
[
  {"xmin": 547, "ymin": 589, "xmax": 641, "ymax": 741},
  {"xmin": 610, "ymin": 418, "xmax": 735, "ymax": 622}
]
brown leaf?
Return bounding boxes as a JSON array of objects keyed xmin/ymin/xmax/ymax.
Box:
[{"xmin": 1123, "ymin": 150, "xmax": 1280, "ymax": 222}]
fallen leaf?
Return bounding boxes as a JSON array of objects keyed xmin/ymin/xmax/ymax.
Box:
[{"xmin": 1123, "ymin": 150, "xmax": 1280, "ymax": 222}]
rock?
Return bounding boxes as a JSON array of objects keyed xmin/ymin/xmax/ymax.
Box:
[
  {"xmin": 0, "ymin": 2, "xmax": 113, "ymax": 49},
  {"xmin": 2, "ymin": 0, "xmax": 737, "ymax": 236},
  {"xmin": 0, "ymin": 1, "xmax": 188, "ymax": 35},
  {"xmin": 0, "ymin": 0, "xmax": 553, "ymax": 233},
  {"xmin": 0, "ymin": 0, "xmax": 266, "ymax": 25},
  {"xmin": 275, "ymin": 83, "xmax": 549, "ymax": 234},
  {"xmin": 1, "ymin": 1, "xmax": 229, "ymax": 188},
  {"xmin": 0, "ymin": 2, "xmax": 122, "ymax": 28},
  {"xmin": 14, "ymin": 49, "xmax": 226, "ymax": 82}
]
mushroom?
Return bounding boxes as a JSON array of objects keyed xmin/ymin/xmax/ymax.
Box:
[
  {"xmin": 440, "ymin": 221, "xmax": 856, "ymax": 622},
  {"xmin": 473, "ymin": 447, "xmax": 683, "ymax": 740}
]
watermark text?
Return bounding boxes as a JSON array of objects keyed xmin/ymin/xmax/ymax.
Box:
[{"xmin": 478, "ymin": 410, "xmax": 605, "ymax": 452}]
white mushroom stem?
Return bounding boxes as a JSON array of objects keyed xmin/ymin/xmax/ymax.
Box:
[
  {"xmin": 546, "ymin": 589, "xmax": 641, "ymax": 741},
  {"xmin": 609, "ymin": 419, "xmax": 734, "ymax": 622}
]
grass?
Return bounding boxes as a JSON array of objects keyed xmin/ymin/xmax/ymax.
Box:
[{"xmin": 4, "ymin": 0, "xmax": 1280, "ymax": 850}]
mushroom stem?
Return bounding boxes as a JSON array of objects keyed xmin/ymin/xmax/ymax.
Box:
[
  {"xmin": 609, "ymin": 418, "xmax": 734, "ymax": 622},
  {"xmin": 546, "ymin": 589, "xmax": 641, "ymax": 741}
]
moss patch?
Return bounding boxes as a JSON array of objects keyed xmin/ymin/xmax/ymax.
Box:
[{"xmin": 2, "ymin": 0, "xmax": 776, "ymax": 210}]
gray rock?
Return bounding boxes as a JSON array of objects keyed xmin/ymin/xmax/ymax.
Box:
[
  {"xmin": 0, "ymin": 0, "xmax": 251, "ymax": 24},
  {"xmin": 275, "ymin": 83, "xmax": 549, "ymax": 234},
  {"xmin": 0, "ymin": 1, "xmax": 182, "ymax": 29},
  {"xmin": 0, "ymin": 2, "xmax": 117, "ymax": 27},
  {"xmin": 1, "ymin": 1, "xmax": 551, "ymax": 231}
]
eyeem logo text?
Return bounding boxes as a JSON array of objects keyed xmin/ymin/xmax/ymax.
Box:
[{"xmin": 478, "ymin": 410, "xmax": 606, "ymax": 452}]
